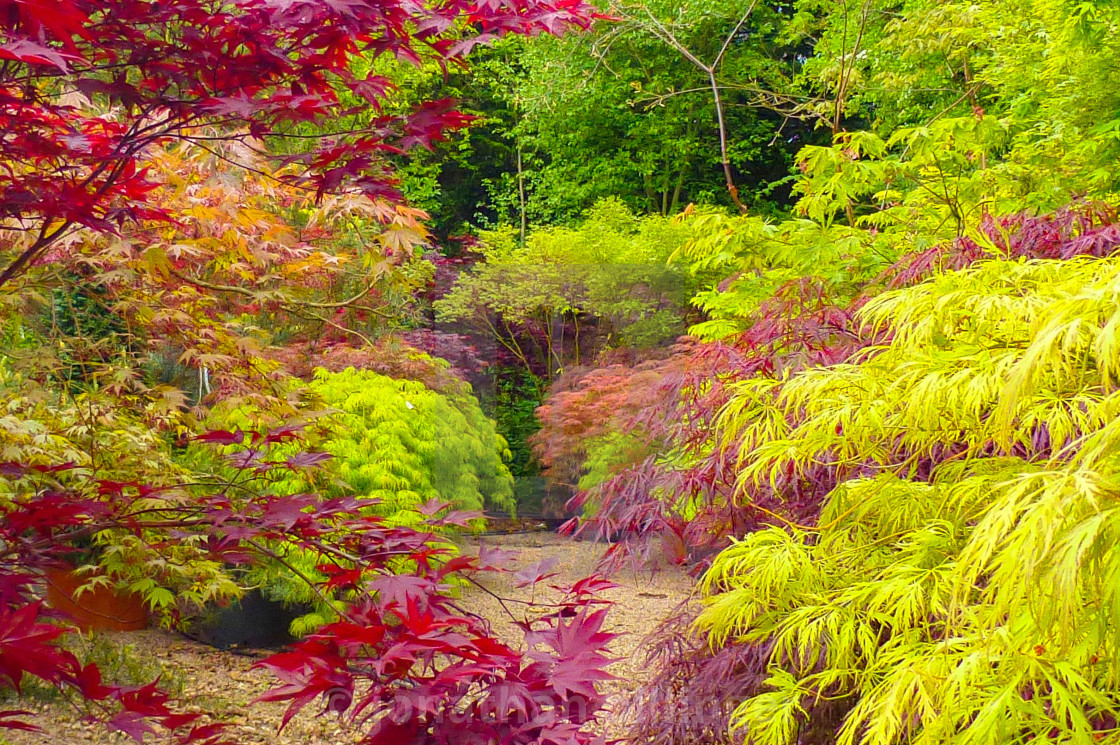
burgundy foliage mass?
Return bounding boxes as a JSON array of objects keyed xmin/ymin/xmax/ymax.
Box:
[{"xmin": 1, "ymin": 429, "xmax": 616, "ymax": 742}]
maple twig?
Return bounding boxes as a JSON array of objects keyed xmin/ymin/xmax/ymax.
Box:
[
  {"xmin": 245, "ymin": 539, "xmax": 336, "ymax": 609},
  {"xmin": 461, "ymin": 575, "xmax": 529, "ymax": 623},
  {"xmin": 166, "ymin": 266, "xmax": 393, "ymax": 317},
  {"xmin": 286, "ymin": 306, "xmax": 377, "ymax": 348}
]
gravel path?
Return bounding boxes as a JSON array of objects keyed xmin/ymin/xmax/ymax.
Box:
[{"xmin": 3, "ymin": 533, "xmax": 694, "ymax": 744}]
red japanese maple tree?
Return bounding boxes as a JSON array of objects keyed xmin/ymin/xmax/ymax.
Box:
[
  {"xmin": 0, "ymin": 0, "xmax": 597, "ymax": 288},
  {"xmin": 1, "ymin": 429, "xmax": 618, "ymax": 743}
]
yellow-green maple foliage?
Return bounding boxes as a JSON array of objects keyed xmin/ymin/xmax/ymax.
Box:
[
  {"xmin": 211, "ymin": 367, "xmax": 515, "ymax": 522},
  {"xmin": 700, "ymin": 253, "xmax": 1120, "ymax": 744},
  {"xmin": 0, "ymin": 363, "xmax": 241, "ymax": 621},
  {"xmin": 195, "ymin": 367, "xmax": 514, "ymax": 631}
]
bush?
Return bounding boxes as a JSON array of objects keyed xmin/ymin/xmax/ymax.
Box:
[{"xmin": 208, "ymin": 367, "xmax": 516, "ymax": 522}]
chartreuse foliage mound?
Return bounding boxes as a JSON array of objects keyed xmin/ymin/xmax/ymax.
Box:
[
  {"xmin": 307, "ymin": 367, "xmax": 515, "ymax": 516},
  {"xmin": 199, "ymin": 367, "xmax": 514, "ymax": 632},
  {"xmin": 700, "ymin": 254, "xmax": 1120, "ymax": 744},
  {"xmin": 213, "ymin": 367, "xmax": 515, "ymax": 522}
]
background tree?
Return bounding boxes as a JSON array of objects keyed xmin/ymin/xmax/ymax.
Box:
[{"xmin": 435, "ymin": 199, "xmax": 693, "ymax": 379}]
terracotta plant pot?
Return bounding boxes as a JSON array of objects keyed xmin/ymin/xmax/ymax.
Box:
[{"xmin": 44, "ymin": 567, "xmax": 150, "ymax": 632}]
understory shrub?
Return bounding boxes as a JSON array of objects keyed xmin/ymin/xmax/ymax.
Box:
[{"xmin": 206, "ymin": 367, "xmax": 515, "ymax": 522}]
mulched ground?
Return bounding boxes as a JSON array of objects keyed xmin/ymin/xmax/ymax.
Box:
[{"xmin": 3, "ymin": 534, "xmax": 695, "ymax": 744}]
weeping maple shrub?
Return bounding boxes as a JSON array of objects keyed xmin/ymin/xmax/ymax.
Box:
[
  {"xmin": 532, "ymin": 344, "xmax": 689, "ymax": 495},
  {"xmin": 605, "ymin": 204, "xmax": 1120, "ymax": 745},
  {"xmin": 699, "ymin": 246, "xmax": 1120, "ymax": 744},
  {"xmin": 0, "ymin": 426, "xmax": 616, "ymax": 742},
  {"xmin": 188, "ymin": 366, "xmax": 517, "ymax": 634},
  {"xmin": 206, "ymin": 367, "xmax": 515, "ymax": 519},
  {"xmin": 554, "ymin": 282, "xmax": 865, "ymax": 569}
]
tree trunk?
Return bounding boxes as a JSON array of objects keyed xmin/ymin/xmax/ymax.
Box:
[{"xmin": 517, "ymin": 144, "xmax": 527, "ymax": 245}]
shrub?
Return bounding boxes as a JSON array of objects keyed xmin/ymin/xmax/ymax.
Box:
[{"xmin": 308, "ymin": 367, "xmax": 513, "ymax": 515}]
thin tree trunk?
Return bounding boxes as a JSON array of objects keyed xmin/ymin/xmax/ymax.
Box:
[
  {"xmin": 642, "ymin": 171, "xmax": 659, "ymax": 212},
  {"xmin": 572, "ymin": 313, "xmax": 581, "ymax": 366},
  {"xmin": 630, "ymin": 0, "xmax": 757, "ymax": 215},
  {"xmin": 710, "ymin": 68, "xmax": 747, "ymax": 214},
  {"xmin": 517, "ymin": 145, "xmax": 527, "ymax": 245},
  {"xmin": 669, "ymin": 164, "xmax": 687, "ymax": 214}
]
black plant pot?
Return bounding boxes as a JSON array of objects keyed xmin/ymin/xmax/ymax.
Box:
[{"xmin": 191, "ymin": 590, "xmax": 311, "ymax": 650}]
